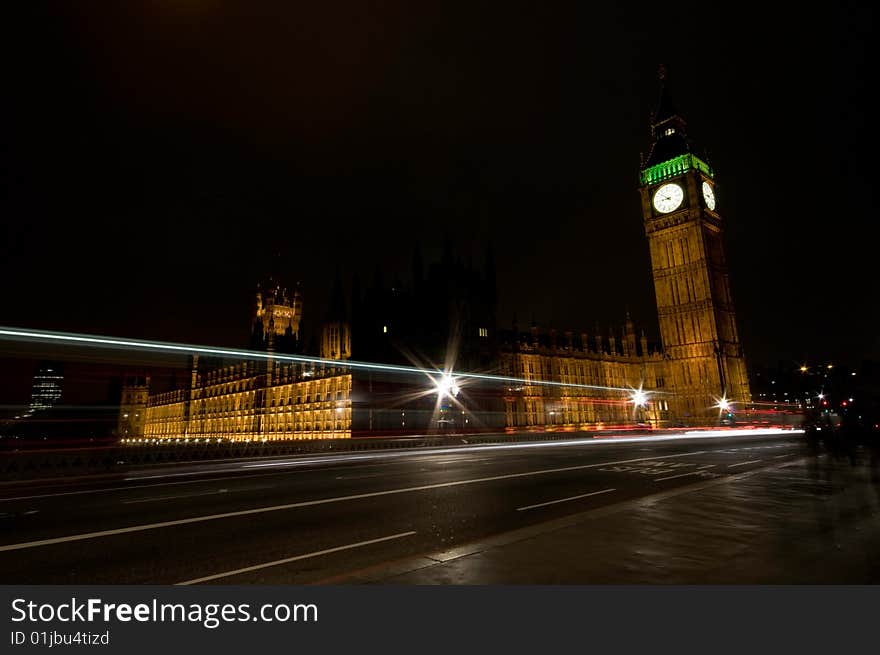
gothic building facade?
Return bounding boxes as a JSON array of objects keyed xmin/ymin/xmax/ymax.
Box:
[
  {"xmin": 128, "ymin": 74, "xmax": 751, "ymax": 441},
  {"xmin": 139, "ymin": 279, "xmax": 353, "ymax": 443},
  {"xmin": 494, "ymin": 73, "xmax": 750, "ymax": 429}
]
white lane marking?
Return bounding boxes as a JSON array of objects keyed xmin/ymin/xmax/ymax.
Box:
[
  {"xmin": 335, "ymin": 472, "xmax": 405, "ymax": 481},
  {"xmin": 773, "ymin": 454, "xmax": 789, "ymax": 459},
  {"xmin": 654, "ymin": 471, "xmax": 701, "ymax": 482},
  {"xmin": 728, "ymin": 459, "xmax": 762, "ymax": 468},
  {"xmin": 654, "ymin": 464, "xmax": 724, "ymax": 481},
  {"xmin": 0, "ymin": 451, "xmax": 706, "ymax": 553},
  {"xmin": 517, "ymin": 488, "xmax": 615, "ymax": 511},
  {"xmin": 0, "ymin": 510, "xmax": 41, "ymax": 520},
  {"xmin": 122, "ymin": 488, "xmax": 235, "ymax": 505},
  {"xmin": 176, "ymin": 531, "xmax": 417, "ymax": 586},
  {"xmin": 428, "ymin": 457, "xmax": 492, "ymax": 465}
]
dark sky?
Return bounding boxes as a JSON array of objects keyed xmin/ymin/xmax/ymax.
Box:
[{"xmin": 1, "ymin": 2, "xmax": 877, "ymax": 402}]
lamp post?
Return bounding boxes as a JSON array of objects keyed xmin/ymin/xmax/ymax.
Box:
[
  {"xmin": 631, "ymin": 388, "xmax": 648, "ymax": 426},
  {"xmin": 713, "ymin": 339, "xmax": 728, "ymax": 420}
]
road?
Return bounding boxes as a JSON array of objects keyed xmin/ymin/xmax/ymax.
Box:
[{"xmin": 0, "ymin": 430, "xmax": 813, "ymax": 584}]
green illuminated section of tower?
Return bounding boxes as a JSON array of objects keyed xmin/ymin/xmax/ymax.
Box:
[{"xmin": 640, "ymin": 153, "xmax": 714, "ymax": 185}]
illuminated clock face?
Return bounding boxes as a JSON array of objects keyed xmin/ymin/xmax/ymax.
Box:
[
  {"xmin": 702, "ymin": 181, "xmax": 716, "ymax": 210},
  {"xmin": 652, "ymin": 183, "xmax": 684, "ymax": 213}
]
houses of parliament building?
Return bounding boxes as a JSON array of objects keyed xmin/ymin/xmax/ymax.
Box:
[{"xmin": 119, "ymin": 77, "xmax": 752, "ymax": 442}]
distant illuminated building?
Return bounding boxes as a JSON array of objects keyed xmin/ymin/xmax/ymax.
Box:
[
  {"xmin": 29, "ymin": 362, "xmax": 63, "ymax": 413},
  {"xmin": 118, "ymin": 375, "xmax": 150, "ymax": 438}
]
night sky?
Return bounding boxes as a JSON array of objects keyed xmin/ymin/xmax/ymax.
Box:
[{"xmin": 1, "ymin": 2, "xmax": 877, "ymax": 402}]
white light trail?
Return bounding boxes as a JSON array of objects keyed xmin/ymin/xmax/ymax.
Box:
[
  {"xmin": 237, "ymin": 427, "xmax": 803, "ymax": 469},
  {"xmin": 0, "ymin": 326, "xmax": 651, "ymax": 394},
  {"xmin": 682, "ymin": 428, "xmax": 801, "ymax": 438}
]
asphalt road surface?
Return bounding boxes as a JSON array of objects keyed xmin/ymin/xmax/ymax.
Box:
[{"xmin": 0, "ymin": 430, "xmax": 813, "ymax": 584}]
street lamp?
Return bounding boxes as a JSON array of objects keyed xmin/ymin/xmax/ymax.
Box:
[
  {"xmin": 434, "ymin": 373, "xmax": 460, "ymax": 400},
  {"xmin": 629, "ymin": 387, "xmax": 650, "ymax": 426},
  {"xmin": 630, "ymin": 388, "xmax": 648, "ymax": 408},
  {"xmin": 713, "ymin": 396, "xmax": 734, "ymax": 426}
]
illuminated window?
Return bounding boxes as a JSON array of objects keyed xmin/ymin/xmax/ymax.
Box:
[
  {"xmin": 383, "ymin": 325, "xmax": 388, "ymax": 334},
  {"xmin": 664, "ymin": 127, "xmax": 675, "ymax": 136},
  {"xmin": 478, "ymin": 327, "xmax": 488, "ymax": 338}
]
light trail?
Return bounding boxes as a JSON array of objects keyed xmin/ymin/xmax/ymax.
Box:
[
  {"xmin": 682, "ymin": 428, "xmax": 802, "ymax": 438},
  {"xmin": 114, "ymin": 428, "xmax": 805, "ymax": 482},
  {"xmin": 0, "ymin": 325, "xmax": 657, "ymax": 395},
  {"xmin": 232, "ymin": 427, "xmax": 802, "ymax": 470}
]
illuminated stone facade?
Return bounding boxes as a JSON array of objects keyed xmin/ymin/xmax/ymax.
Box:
[
  {"xmin": 250, "ymin": 280, "xmax": 302, "ymax": 353},
  {"xmin": 143, "ymin": 359, "xmax": 352, "ymax": 441},
  {"xmin": 499, "ymin": 321, "xmax": 670, "ymax": 429},
  {"xmin": 138, "ymin": 279, "xmax": 353, "ymax": 442}
]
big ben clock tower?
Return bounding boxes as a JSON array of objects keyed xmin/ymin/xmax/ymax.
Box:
[{"xmin": 639, "ymin": 68, "xmax": 751, "ymax": 422}]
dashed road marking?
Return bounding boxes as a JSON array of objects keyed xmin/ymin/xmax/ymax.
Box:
[
  {"xmin": 728, "ymin": 459, "xmax": 762, "ymax": 468},
  {"xmin": 654, "ymin": 466, "xmax": 721, "ymax": 482},
  {"xmin": 517, "ymin": 488, "xmax": 616, "ymax": 512},
  {"xmin": 176, "ymin": 531, "xmax": 417, "ymax": 585}
]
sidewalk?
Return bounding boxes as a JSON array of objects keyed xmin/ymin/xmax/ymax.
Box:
[{"xmin": 358, "ymin": 448, "xmax": 880, "ymax": 584}]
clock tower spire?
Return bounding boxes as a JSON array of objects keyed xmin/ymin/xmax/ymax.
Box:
[{"xmin": 639, "ymin": 69, "xmax": 751, "ymax": 423}]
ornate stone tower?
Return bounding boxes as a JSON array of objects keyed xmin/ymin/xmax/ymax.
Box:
[
  {"xmin": 320, "ymin": 272, "xmax": 351, "ymax": 360},
  {"xmin": 251, "ymin": 279, "xmax": 302, "ymax": 353},
  {"xmin": 639, "ymin": 69, "xmax": 751, "ymax": 422}
]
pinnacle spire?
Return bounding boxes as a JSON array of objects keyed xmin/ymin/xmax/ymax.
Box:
[
  {"xmin": 327, "ymin": 268, "xmax": 347, "ymax": 322},
  {"xmin": 643, "ymin": 65, "xmax": 693, "ymax": 169}
]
